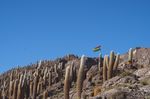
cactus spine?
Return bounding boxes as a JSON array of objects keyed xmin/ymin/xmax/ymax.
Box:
[
  {"xmin": 77, "ymin": 55, "xmax": 85, "ymax": 99},
  {"xmin": 64, "ymin": 66, "xmax": 70, "ymax": 99}
]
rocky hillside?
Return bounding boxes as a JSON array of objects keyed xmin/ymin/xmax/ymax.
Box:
[{"xmin": 0, "ymin": 48, "xmax": 150, "ymax": 99}]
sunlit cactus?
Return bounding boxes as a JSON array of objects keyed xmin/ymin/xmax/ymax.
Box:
[
  {"xmin": 103, "ymin": 55, "xmax": 107, "ymax": 82},
  {"xmin": 77, "ymin": 55, "xmax": 86, "ymax": 99},
  {"xmin": 128, "ymin": 48, "xmax": 133, "ymax": 63},
  {"xmin": 17, "ymin": 74, "xmax": 23, "ymax": 99},
  {"xmin": 32, "ymin": 76, "xmax": 38, "ymax": 99},
  {"xmin": 64, "ymin": 66, "xmax": 70, "ymax": 99},
  {"xmin": 107, "ymin": 51, "xmax": 115, "ymax": 79},
  {"xmin": 9, "ymin": 80, "xmax": 14, "ymax": 98},
  {"xmin": 13, "ymin": 80, "xmax": 19, "ymax": 99},
  {"xmin": 98, "ymin": 53, "xmax": 103, "ymax": 72},
  {"xmin": 37, "ymin": 60, "xmax": 42, "ymax": 69},
  {"xmin": 30, "ymin": 81, "xmax": 33, "ymax": 97},
  {"xmin": 113, "ymin": 54, "xmax": 120, "ymax": 70}
]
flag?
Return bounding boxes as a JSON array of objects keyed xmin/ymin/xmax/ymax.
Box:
[{"xmin": 93, "ymin": 45, "xmax": 101, "ymax": 52}]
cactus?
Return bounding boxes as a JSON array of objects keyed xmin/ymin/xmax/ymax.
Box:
[
  {"xmin": 9, "ymin": 80, "xmax": 14, "ymax": 98},
  {"xmin": 103, "ymin": 55, "xmax": 107, "ymax": 82},
  {"xmin": 48, "ymin": 71, "xmax": 52, "ymax": 86},
  {"xmin": 105, "ymin": 55, "xmax": 109, "ymax": 69},
  {"xmin": 43, "ymin": 75, "xmax": 47, "ymax": 90},
  {"xmin": 64, "ymin": 66, "xmax": 70, "ymax": 99},
  {"xmin": 102, "ymin": 51, "xmax": 120, "ymax": 83},
  {"xmin": 17, "ymin": 74, "xmax": 23, "ymax": 99},
  {"xmin": 37, "ymin": 78, "xmax": 43, "ymax": 94},
  {"xmin": 32, "ymin": 76, "xmax": 38, "ymax": 99},
  {"xmin": 113, "ymin": 54, "xmax": 120, "ymax": 70},
  {"xmin": 13, "ymin": 80, "xmax": 19, "ymax": 99},
  {"xmin": 10, "ymin": 72, "xmax": 13, "ymax": 81},
  {"xmin": 17, "ymin": 82, "xmax": 22, "ymax": 99},
  {"xmin": 54, "ymin": 64, "xmax": 57, "ymax": 73},
  {"xmin": 77, "ymin": 55, "xmax": 85, "ymax": 99},
  {"xmin": 30, "ymin": 81, "xmax": 33, "ymax": 97},
  {"xmin": 128, "ymin": 48, "xmax": 133, "ymax": 63},
  {"xmin": 69, "ymin": 62, "xmax": 73, "ymax": 83},
  {"xmin": 107, "ymin": 51, "xmax": 115, "ymax": 79},
  {"xmin": 98, "ymin": 53, "xmax": 103, "ymax": 71},
  {"xmin": 2, "ymin": 81, "xmax": 6, "ymax": 99},
  {"xmin": 70, "ymin": 61, "xmax": 77, "ymax": 85},
  {"xmin": 69, "ymin": 62, "xmax": 76, "ymax": 83},
  {"xmin": 37, "ymin": 60, "xmax": 42, "ymax": 69}
]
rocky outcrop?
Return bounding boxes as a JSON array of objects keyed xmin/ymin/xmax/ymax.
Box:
[{"xmin": 0, "ymin": 48, "xmax": 150, "ymax": 99}]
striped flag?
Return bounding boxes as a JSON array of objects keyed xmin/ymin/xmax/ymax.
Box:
[{"xmin": 93, "ymin": 45, "xmax": 101, "ymax": 52}]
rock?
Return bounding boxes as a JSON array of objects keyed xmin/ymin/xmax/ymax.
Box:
[
  {"xmin": 135, "ymin": 48, "xmax": 150, "ymax": 67},
  {"xmin": 93, "ymin": 86, "xmax": 102, "ymax": 96},
  {"xmin": 102, "ymin": 75, "xmax": 139, "ymax": 91},
  {"xmin": 86, "ymin": 65, "xmax": 98, "ymax": 81},
  {"xmin": 133, "ymin": 68, "xmax": 150, "ymax": 77},
  {"xmin": 91, "ymin": 88, "xmax": 126, "ymax": 99},
  {"xmin": 140, "ymin": 85, "xmax": 150, "ymax": 93}
]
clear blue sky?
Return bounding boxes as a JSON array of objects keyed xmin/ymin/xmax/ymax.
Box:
[{"xmin": 0, "ymin": 0, "xmax": 150, "ymax": 73}]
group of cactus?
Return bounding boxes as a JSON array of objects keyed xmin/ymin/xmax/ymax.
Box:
[
  {"xmin": 0, "ymin": 49, "xmax": 133, "ymax": 99},
  {"xmin": 102, "ymin": 51, "xmax": 120, "ymax": 82},
  {"xmin": 64, "ymin": 55, "xmax": 85, "ymax": 99},
  {"xmin": 64, "ymin": 48, "xmax": 133, "ymax": 99},
  {"xmin": 64, "ymin": 53, "xmax": 120, "ymax": 99},
  {"xmin": 0, "ymin": 60, "xmax": 64, "ymax": 99},
  {"xmin": 102, "ymin": 48, "xmax": 133, "ymax": 82}
]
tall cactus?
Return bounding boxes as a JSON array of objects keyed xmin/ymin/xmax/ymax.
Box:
[
  {"xmin": 113, "ymin": 54, "xmax": 120, "ymax": 70},
  {"xmin": 98, "ymin": 53, "xmax": 103, "ymax": 72},
  {"xmin": 37, "ymin": 60, "xmax": 42, "ymax": 69},
  {"xmin": 32, "ymin": 76, "xmax": 38, "ymax": 99},
  {"xmin": 69, "ymin": 62, "xmax": 73, "ymax": 84},
  {"xmin": 54, "ymin": 64, "xmax": 57, "ymax": 73},
  {"xmin": 77, "ymin": 55, "xmax": 85, "ymax": 99},
  {"xmin": 2, "ymin": 81, "xmax": 6, "ymax": 99},
  {"xmin": 30, "ymin": 81, "xmax": 33, "ymax": 97},
  {"xmin": 107, "ymin": 51, "xmax": 115, "ymax": 79},
  {"xmin": 70, "ymin": 61, "xmax": 77, "ymax": 84},
  {"xmin": 48, "ymin": 71, "xmax": 52, "ymax": 86},
  {"xmin": 103, "ymin": 55, "xmax": 107, "ymax": 82},
  {"xmin": 128, "ymin": 48, "xmax": 133, "ymax": 63},
  {"xmin": 13, "ymin": 80, "xmax": 19, "ymax": 99},
  {"xmin": 17, "ymin": 74, "xmax": 23, "ymax": 99},
  {"xmin": 64, "ymin": 66, "xmax": 70, "ymax": 99},
  {"xmin": 102, "ymin": 51, "xmax": 120, "ymax": 83},
  {"xmin": 9, "ymin": 80, "xmax": 14, "ymax": 98}
]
